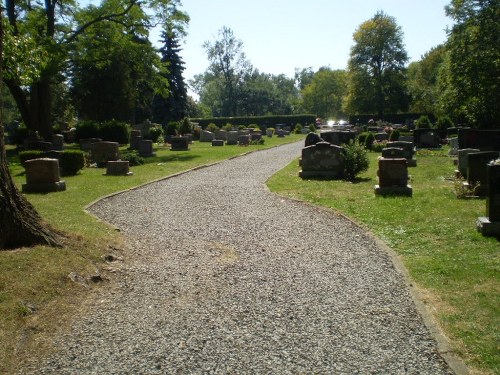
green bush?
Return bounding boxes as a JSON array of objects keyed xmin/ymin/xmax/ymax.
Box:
[
  {"xmin": 308, "ymin": 123, "xmax": 316, "ymax": 132},
  {"xmin": 165, "ymin": 121, "xmax": 179, "ymax": 136},
  {"xmin": 146, "ymin": 126, "xmax": 164, "ymax": 143},
  {"xmin": 223, "ymin": 123, "xmax": 233, "ymax": 132},
  {"xmin": 206, "ymin": 123, "xmax": 219, "ymax": 133},
  {"xmin": 120, "ymin": 151, "xmax": 145, "ymax": 166},
  {"xmin": 12, "ymin": 126, "xmax": 30, "ymax": 145},
  {"xmin": 415, "ymin": 115, "xmax": 432, "ymax": 129},
  {"xmin": 343, "ymin": 141, "xmax": 369, "ymax": 181},
  {"xmin": 178, "ymin": 118, "xmax": 192, "ymax": 135},
  {"xmin": 363, "ymin": 132, "xmax": 375, "ymax": 150},
  {"xmin": 75, "ymin": 120, "xmax": 100, "ymax": 141},
  {"xmin": 435, "ymin": 116, "xmax": 454, "ymax": 132},
  {"xmin": 371, "ymin": 140, "xmax": 388, "ymax": 152},
  {"xmin": 99, "ymin": 120, "xmax": 130, "ymax": 144},
  {"xmin": 238, "ymin": 125, "xmax": 246, "ymax": 131},
  {"xmin": 294, "ymin": 123, "xmax": 303, "ymax": 134},
  {"xmin": 60, "ymin": 150, "xmax": 85, "ymax": 175},
  {"xmin": 389, "ymin": 129, "xmax": 400, "ymax": 141}
]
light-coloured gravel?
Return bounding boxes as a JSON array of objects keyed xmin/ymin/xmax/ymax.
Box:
[{"xmin": 25, "ymin": 141, "xmax": 455, "ymax": 374}]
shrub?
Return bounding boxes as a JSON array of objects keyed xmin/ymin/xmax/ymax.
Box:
[
  {"xmin": 343, "ymin": 141, "xmax": 369, "ymax": 181},
  {"xmin": 223, "ymin": 123, "xmax": 233, "ymax": 132},
  {"xmin": 238, "ymin": 125, "xmax": 246, "ymax": 131},
  {"xmin": 99, "ymin": 120, "xmax": 130, "ymax": 144},
  {"xmin": 120, "ymin": 151, "xmax": 145, "ymax": 166},
  {"xmin": 308, "ymin": 123, "xmax": 316, "ymax": 132},
  {"xmin": 294, "ymin": 123, "xmax": 303, "ymax": 134},
  {"xmin": 165, "ymin": 121, "xmax": 179, "ymax": 136},
  {"xmin": 60, "ymin": 150, "xmax": 85, "ymax": 175},
  {"xmin": 415, "ymin": 115, "xmax": 432, "ymax": 129},
  {"xmin": 363, "ymin": 132, "xmax": 375, "ymax": 150},
  {"xmin": 206, "ymin": 123, "xmax": 219, "ymax": 133},
  {"xmin": 75, "ymin": 120, "xmax": 100, "ymax": 141},
  {"xmin": 13, "ymin": 126, "xmax": 30, "ymax": 145},
  {"xmin": 267, "ymin": 127, "xmax": 275, "ymax": 135},
  {"xmin": 146, "ymin": 126, "xmax": 164, "ymax": 143},
  {"xmin": 250, "ymin": 138, "xmax": 265, "ymax": 145},
  {"xmin": 371, "ymin": 140, "xmax": 388, "ymax": 152},
  {"xmin": 435, "ymin": 116, "xmax": 454, "ymax": 132},
  {"xmin": 178, "ymin": 117, "xmax": 192, "ymax": 135},
  {"xmin": 389, "ymin": 129, "xmax": 400, "ymax": 141},
  {"xmin": 192, "ymin": 127, "xmax": 201, "ymax": 140}
]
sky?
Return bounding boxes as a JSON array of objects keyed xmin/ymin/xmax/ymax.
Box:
[{"xmin": 167, "ymin": 0, "xmax": 453, "ymax": 86}]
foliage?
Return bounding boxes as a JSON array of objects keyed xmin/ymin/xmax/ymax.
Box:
[
  {"xmin": 165, "ymin": 121, "xmax": 179, "ymax": 136},
  {"xmin": 178, "ymin": 117, "xmax": 192, "ymax": 135},
  {"xmin": 250, "ymin": 138, "xmax": 265, "ymax": 145},
  {"xmin": 361, "ymin": 132, "xmax": 375, "ymax": 150},
  {"xmin": 119, "ymin": 151, "xmax": 145, "ymax": 166},
  {"xmin": 389, "ymin": 129, "xmax": 400, "ymax": 141},
  {"xmin": 301, "ymin": 68, "xmax": 347, "ymax": 118},
  {"xmin": 18, "ymin": 151, "xmax": 44, "ymax": 167},
  {"xmin": 437, "ymin": 0, "xmax": 500, "ymax": 127},
  {"xmin": 371, "ymin": 140, "xmax": 388, "ymax": 152},
  {"xmin": 346, "ymin": 11, "xmax": 409, "ymax": 117},
  {"xmin": 294, "ymin": 124, "xmax": 303, "ymax": 134},
  {"xmin": 75, "ymin": 120, "xmax": 100, "ymax": 141},
  {"xmin": 342, "ymin": 141, "xmax": 369, "ymax": 180},
  {"xmin": 192, "ymin": 114, "xmax": 317, "ymax": 129},
  {"xmin": 60, "ymin": 150, "xmax": 86, "ymax": 176},
  {"xmin": 415, "ymin": 115, "xmax": 432, "ymax": 129},
  {"xmin": 452, "ymin": 175, "xmax": 480, "ymax": 199},
  {"xmin": 99, "ymin": 120, "xmax": 130, "ymax": 144},
  {"xmin": 435, "ymin": 116, "xmax": 454, "ymax": 132},
  {"xmin": 206, "ymin": 123, "xmax": 219, "ymax": 133},
  {"xmin": 145, "ymin": 126, "xmax": 164, "ymax": 143}
]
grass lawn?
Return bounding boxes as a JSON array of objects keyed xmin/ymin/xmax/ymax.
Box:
[
  {"xmin": 267, "ymin": 147, "xmax": 499, "ymax": 375},
  {"xmin": 0, "ymin": 135, "xmax": 303, "ymax": 373}
]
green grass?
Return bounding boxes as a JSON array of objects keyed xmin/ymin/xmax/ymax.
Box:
[
  {"xmin": 0, "ymin": 135, "xmax": 303, "ymax": 373},
  {"xmin": 267, "ymin": 147, "xmax": 499, "ymax": 374}
]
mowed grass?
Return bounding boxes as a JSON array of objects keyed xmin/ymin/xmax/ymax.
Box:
[
  {"xmin": 0, "ymin": 135, "xmax": 303, "ymax": 373},
  {"xmin": 267, "ymin": 147, "xmax": 499, "ymax": 374}
]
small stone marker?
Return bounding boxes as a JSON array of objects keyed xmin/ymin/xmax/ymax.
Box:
[
  {"xmin": 51, "ymin": 134, "xmax": 64, "ymax": 151},
  {"xmin": 374, "ymin": 157, "xmax": 412, "ymax": 196},
  {"xmin": 91, "ymin": 141, "xmax": 120, "ymax": 166},
  {"xmin": 250, "ymin": 133, "xmax": 262, "ymax": 141},
  {"xmin": 456, "ymin": 148, "xmax": 480, "ymax": 178},
  {"xmin": 226, "ymin": 131, "xmax": 239, "ymax": 145},
  {"xmin": 199, "ymin": 130, "xmax": 215, "ymax": 142},
  {"xmin": 22, "ymin": 158, "xmax": 66, "ymax": 193},
  {"xmin": 266, "ymin": 129, "xmax": 274, "ymax": 137},
  {"xmin": 212, "ymin": 139, "xmax": 224, "ymax": 146},
  {"xmin": 448, "ymin": 137, "xmax": 459, "ymax": 156},
  {"xmin": 106, "ymin": 160, "xmax": 133, "ymax": 176},
  {"xmin": 386, "ymin": 141, "xmax": 416, "ymax": 167},
  {"xmin": 129, "ymin": 130, "xmax": 142, "ymax": 150},
  {"xmin": 215, "ymin": 130, "xmax": 227, "ymax": 141},
  {"xmin": 299, "ymin": 142, "xmax": 345, "ymax": 179},
  {"xmin": 477, "ymin": 161, "xmax": 500, "ymax": 236},
  {"xmin": 170, "ymin": 136, "xmax": 190, "ymax": 151},
  {"xmin": 375, "ymin": 132, "xmax": 389, "ymax": 142},
  {"xmin": 238, "ymin": 135, "xmax": 250, "ymax": 146},
  {"xmin": 139, "ymin": 139, "xmax": 155, "ymax": 157},
  {"xmin": 277, "ymin": 129, "xmax": 285, "ymax": 138},
  {"xmin": 304, "ymin": 132, "xmax": 323, "ymax": 147}
]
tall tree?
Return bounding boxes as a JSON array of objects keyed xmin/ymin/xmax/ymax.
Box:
[
  {"xmin": 0, "ymin": 7, "xmax": 62, "ymax": 249},
  {"xmin": 301, "ymin": 67, "xmax": 347, "ymax": 118},
  {"xmin": 345, "ymin": 11, "xmax": 409, "ymax": 117},
  {"xmin": 202, "ymin": 26, "xmax": 252, "ymax": 117},
  {"xmin": 3, "ymin": 0, "xmax": 176, "ymax": 139},
  {"xmin": 437, "ymin": 0, "xmax": 499, "ymax": 128}
]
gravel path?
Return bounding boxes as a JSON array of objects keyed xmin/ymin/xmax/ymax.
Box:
[{"xmin": 27, "ymin": 142, "xmax": 455, "ymax": 374}]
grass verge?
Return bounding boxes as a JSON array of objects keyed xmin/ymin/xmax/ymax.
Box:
[
  {"xmin": 0, "ymin": 135, "xmax": 303, "ymax": 373},
  {"xmin": 267, "ymin": 147, "xmax": 499, "ymax": 375}
]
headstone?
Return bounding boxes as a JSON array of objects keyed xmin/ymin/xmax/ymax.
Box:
[
  {"xmin": 381, "ymin": 147, "xmax": 405, "ymax": 159},
  {"xmin": 277, "ymin": 130, "xmax": 285, "ymax": 138},
  {"xmin": 106, "ymin": 160, "xmax": 133, "ymax": 176},
  {"xmin": 250, "ymin": 133, "xmax": 262, "ymax": 141},
  {"xmin": 226, "ymin": 131, "xmax": 239, "ymax": 145},
  {"xmin": 238, "ymin": 135, "xmax": 250, "ymax": 146},
  {"xmin": 375, "ymin": 157, "xmax": 412, "ymax": 196},
  {"xmin": 170, "ymin": 136, "xmax": 190, "ymax": 151},
  {"xmin": 62, "ymin": 128, "xmax": 76, "ymax": 144},
  {"xmin": 90, "ymin": 141, "xmax": 120, "ymax": 166},
  {"xmin": 238, "ymin": 130, "xmax": 250, "ymax": 137},
  {"xmin": 457, "ymin": 148, "xmax": 480, "ymax": 178},
  {"xmin": 320, "ymin": 131, "xmax": 356, "ymax": 146},
  {"xmin": 458, "ymin": 128, "xmax": 500, "ymax": 151},
  {"xmin": 301, "ymin": 127, "xmax": 310, "ymax": 135},
  {"xmin": 466, "ymin": 151, "xmax": 500, "ymax": 195},
  {"xmin": 477, "ymin": 162, "xmax": 500, "ymax": 236},
  {"xmin": 139, "ymin": 139, "xmax": 155, "ymax": 157},
  {"xmin": 51, "ymin": 134, "xmax": 64, "ymax": 151},
  {"xmin": 266, "ymin": 129, "xmax": 274, "ymax": 137},
  {"xmin": 130, "ymin": 135, "xmax": 142, "ymax": 150},
  {"xmin": 447, "ymin": 127, "xmax": 459, "ymax": 138},
  {"xmin": 23, "ymin": 139, "xmax": 52, "ymax": 151},
  {"xmin": 375, "ymin": 132, "xmax": 389, "ymax": 142},
  {"xmin": 215, "ymin": 130, "xmax": 227, "ymax": 141},
  {"xmin": 80, "ymin": 138, "xmax": 102, "ymax": 151},
  {"xmin": 22, "ymin": 158, "xmax": 66, "ymax": 193},
  {"xmin": 212, "ymin": 139, "xmax": 224, "ymax": 146},
  {"xmin": 299, "ymin": 142, "xmax": 345, "ymax": 179},
  {"xmin": 386, "ymin": 141, "xmax": 416, "ymax": 167},
  {"xmin": 414, "ymin": 129, "xmax": 441, "ymax": 149},
  {"xmin": 399, "ymin": 136, "xmax": 413, "ymax": 143},
  {"xmin": 199, "ymin": 130, "xmax": 215, "ymax": 142},
  {"xmin": 305, "ymin": 132, "xmax": 323, "ymax": 147},
  {"xmin": 448, "ymin": 137, "xmax": 459, "ymax": 156}
]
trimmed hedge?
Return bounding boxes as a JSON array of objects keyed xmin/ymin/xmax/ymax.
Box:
[
  {"xmin": 191, "ymin": 114, "xmax": 317, "ymax": 130},
  {"xmin": 19, "ymin": 150, "xmax": 85, "ymax": 176},
  {"xmin": 75, "ymin": 120, "xmax": 130, "ymax": 144},
  {"xmin": 349, "ymin": 113, "xmax": 436, "ymax": 125}
]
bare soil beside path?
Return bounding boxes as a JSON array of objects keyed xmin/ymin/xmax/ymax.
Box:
[{"xmin": 21, "ymin": 142, "xmax": 460, "ymax": 374}]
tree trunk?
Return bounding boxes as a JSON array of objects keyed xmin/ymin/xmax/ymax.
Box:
[{"xmin": 0, "ymin": 7, "xmax": 62, "ymax": 250}]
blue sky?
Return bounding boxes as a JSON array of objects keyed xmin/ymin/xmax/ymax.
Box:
[{"xmin": 169, "ymin": 0, "xmax": 453, "ymax": 83}]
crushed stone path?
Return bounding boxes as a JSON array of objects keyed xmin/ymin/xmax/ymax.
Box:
[{"xmin": 26, "ymin": 142, "xmax": 455, "ymax": 374}]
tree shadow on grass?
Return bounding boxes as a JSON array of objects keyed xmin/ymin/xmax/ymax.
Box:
[{"xmin": 142, "ymin": 152, "xmax": 199, "ymax": 164}]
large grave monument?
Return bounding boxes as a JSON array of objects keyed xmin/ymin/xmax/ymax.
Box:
[
  {"xmin": 106, "ymin": 160, "xmax": 133, "ymax": 176},
  {"xmin": 22, "ymin": 158, "xmax": 66, "ymax": 193},
  {"xmin": 91, "ymin": 141, "xmax": 120, "ymax": 166},
  {"xmin": 477, "ymin": 160, "xmax": 500, "ymax": 236},
  {"xmin": 170, "ymin": 136, "xmax": 190, "ymax": 151},
  {"xmin": 458, "ymin": 129, "xmax": 500, "ymax": 151},
  {"xmin": 374, "ymin": 158, "xmax": 412, "ymax": 196},
  {"xmin": 466, "ymin": 151, "xmax": 500, "ymax": 196},
  {"xmin": 386, "ymin": 141, "xmax": 416, "ymax": 167},
  {"xmin": 299, "ymin": 142, "xmax": 345, "ymax": 179}
]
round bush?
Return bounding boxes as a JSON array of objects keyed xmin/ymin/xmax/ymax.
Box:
[
  {"xmin": 99, "ymin": 120, "xmax": 130, "ymax": 144},
  {"xmin": 60, "ymin": 150, "xmax": 85, "ymax": 175},
  {"xmin": 75, "ymin": 120, "xmax": 100, "ymax": 142},
  {"xmin": 178, "ymin": 118, "xmax": 192, "ymax": 135},
  {"xmin": 165, "ymin": 121, "xmax": 179, "ymax": 136},
  {"xmin": 206, "ymin": 123, "xmax": 219, "ymax": 133},
  {"xmin": 343, "ymin": 141, "xmax": 369, "ymax": 181},
  {"xmin": 146, "ymin": 126, "xmax": 164, "ymax": 142},
  {"xmin": 415, "ymin": 115, "xmax": 432, "ymax": 129}
]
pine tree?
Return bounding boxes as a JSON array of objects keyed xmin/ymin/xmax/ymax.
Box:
[{"xmin": 153, "ymin": 27, "xmax": 188, "ymax": 124}]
